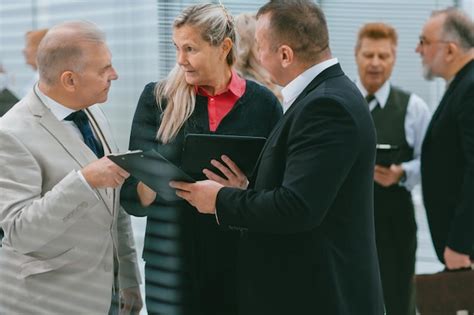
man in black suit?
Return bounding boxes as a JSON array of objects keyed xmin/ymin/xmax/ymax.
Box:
[
  {"xmin": 171, "ymin": 1, "xmax": 384, "ymax": 314},
  {"xmin": 416, "ymin": 8, "xmax": 474, "ymax": 270},
  {"xmin": 0, "ymin": 64, "xmax": 18, "ymax": 117}
]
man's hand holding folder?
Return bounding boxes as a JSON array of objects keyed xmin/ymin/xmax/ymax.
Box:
[
  {"xmin": 108, "ymin": 151, "xmax": 249, "ymax": 204},
  {"xmin": 171, "ymin": 180, "xmax": 222, "ymax": 214},
  {"xmin": 83, "ymin": 156, "xmax": 130, "ymax": 189},
  {"xmin": 202, "ymin": 155, "xmax": 249, "ymax": 189},
  {"xmin": 171, "ymin": 154, "xmax": 249, "ymax": 214},
  {"xmin": 109, "ymin": 134, "xmax": 263, "ymax": 203},
  {"xmin": 108, "ymin": 150, "xmax": 195, "ymax": 202}
]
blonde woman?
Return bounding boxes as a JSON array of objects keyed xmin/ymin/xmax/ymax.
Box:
[
  {"xmin": 121, "ymin": 4, "xmax": 282, "ymax": 315},
  {"xmin": 234, "ymin": 12, "xmax": 282, "ymax": 101}
]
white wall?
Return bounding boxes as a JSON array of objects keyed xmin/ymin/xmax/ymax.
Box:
[{"xmin": 461, "ymin": 0, "xmax": 474, "ymax": 17}]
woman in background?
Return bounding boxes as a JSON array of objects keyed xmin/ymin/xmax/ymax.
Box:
[
  {"xmin": 234, "ymin": 12, "xmax": 282, "ymax": 101},
  {"xmin": 121, "ymin": 4, "xmax": 282, "ymax": 315}
]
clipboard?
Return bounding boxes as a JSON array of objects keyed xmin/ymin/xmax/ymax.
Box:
[
  {"xmin": 375, "ymin": 144, "xmax": 400, "ymax": 167},
  {"xmin": 108, "ymin": 150, "xmax": 195, "ymax": 202},
  {"xmin": 181, "ymin": 133, "xmax": 266, "ymax": 177}
]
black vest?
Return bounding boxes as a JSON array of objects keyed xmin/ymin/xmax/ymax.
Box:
[
  {"xmin": 372, "ymin": 86, "xmax": 414, "ymax": 210},
  {"xmin": 371, "ymin": 86, "xmax": 413, "ymax": 165}
]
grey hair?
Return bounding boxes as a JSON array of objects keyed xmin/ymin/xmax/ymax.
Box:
[
  {"xmin": 37, "ymin": 21, "xmax": 106, "ymax": 85},
  {"xmin": 155, "ymin": 3, "xmax": 236, "ymax": 144},
  {"xmin": 174, "ymin": 3, "xmax": 236, "ymax": 65},
  {"xmin": 432, "ymin": 7, "xmax": 474, "ymax": 51}
]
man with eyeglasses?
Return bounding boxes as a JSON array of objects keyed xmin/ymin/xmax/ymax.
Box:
[
  {"xmin": 355, "ymin": 22, "xmax": 431, "ymax": 315},
  {"xmin": 416, "ymin": 8, "xmax": 474, "ymax": 270}
]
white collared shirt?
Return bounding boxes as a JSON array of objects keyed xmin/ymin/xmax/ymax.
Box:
[
  {"xmin": 34, "ymin": 84, "xmax": 99, "ymax": 197},
  {"xmin": 34, "ymin": 84, "xmax": 86, "ymax": 141},
  {"xmin": 281, "ymin": 58, "xmax": 339, "ymax": 113},
  {"xmin": 356, "ymin": 79, "xmax": 432, "ymax": 190}
]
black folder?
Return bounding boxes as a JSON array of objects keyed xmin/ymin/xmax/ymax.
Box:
[
  {"xmin": 375, "ymin": 144, "xmax": 400, "ymax": 167},
  {"xmin": 108, "ymin": 150, "xmax": 195, "ymax": 202},
  {"xmin": 181, "ymin": 133, "xmax": 267, "ymax": 178}
]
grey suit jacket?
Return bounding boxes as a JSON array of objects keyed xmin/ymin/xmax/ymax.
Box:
[{"xmin": 0, "ymin": 89, "xmax": 141, "ymax": 314}]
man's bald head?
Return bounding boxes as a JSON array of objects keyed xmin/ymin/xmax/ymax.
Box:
[{"xmin": 37, "ymin": 21, "xmax": 106, "ymax": 85}]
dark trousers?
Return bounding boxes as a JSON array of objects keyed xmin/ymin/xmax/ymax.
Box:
[
  {"xmin": 144, "ymin": 262, "xmax": 190, "ymax": 315},
  {"xmin": 144, "ymin": 217, "xmax": 239, "ymax": 315},
  {"xmin": 374, "ymin": 185, "xmax": 417, "ymax": 315}
]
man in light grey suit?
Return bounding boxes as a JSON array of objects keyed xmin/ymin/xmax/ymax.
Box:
[{"xmin": 0, "ymin": 21, "xmax": 142, "ymax": 314}]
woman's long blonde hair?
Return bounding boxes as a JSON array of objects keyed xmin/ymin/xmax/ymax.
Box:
[
  {"xmin": 234, "ymin": 13, "xmax": 282, "ymax": 101},
  {"xmin": 155, "ymin": 3, "xmax": 236, "ymax": 143}
]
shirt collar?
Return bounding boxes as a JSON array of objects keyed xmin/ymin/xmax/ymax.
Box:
[
  {"xmin": 196, "ymin": 69, "xmax": 245, "ymax": 98},
  {"xmin": 355, "ymin": 79, "xmax": 390, "ymax": 110},
  {"xmin": 281, "ymin": 58, "xmax": 338, "ymax": 112},
  {"xmin": 34, "ymin": 83, "xmax": 75, "ymax": 121},
  {"xmin": 445, "ymin": 76, "xmax": 454, "ymax": 88}
]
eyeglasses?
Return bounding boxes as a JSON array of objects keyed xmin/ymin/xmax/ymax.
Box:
[{"xmin": 418, "ymin": 37, "xmax": 452, "ymax": 46}]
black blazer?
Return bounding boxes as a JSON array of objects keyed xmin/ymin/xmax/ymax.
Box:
[
  {"xmin": 217, "ymin": 64, "xmax": 384, "ymax": 315},
  {"xmin": 0, "ymin": 88, "xmax": 18, "ymax": 117},
  {"xmin": 421, "ymin": 60, "xmax": 474, "ymax": 262}
]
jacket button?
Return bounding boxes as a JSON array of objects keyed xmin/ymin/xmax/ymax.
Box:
[
  {"xmin": 104, "ymin": 263, "xmax": 112, "ymax": 272},
  {"xmin": 78, "ymin": 201, "xmax": 88, "ymax": 210}
]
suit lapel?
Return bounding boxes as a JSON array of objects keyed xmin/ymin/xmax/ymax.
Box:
[
  {"xmin": 27, "ymin": 93, "xmax": 95, "ymax": 169},
  {"xmin": 253, "ymin": 64, "xmax": 345, "ymax": 170},
  {"xmin": 85, "ymin": 106, "xmax": 116, "ymax": 155},
  {"xmin": 27, "ymin": 92, "xmax": 114, "ymax": 215},
  {"xmin": 426, "ymin": 87, "xmax": 451, "ymax": 131},
  {"xmin": 85, "ymin": 106, "xmax": 117, "ymax": 215},
  {"xmin": 423, "ymin": 60, "xmax": 474, "ymax": 149}
]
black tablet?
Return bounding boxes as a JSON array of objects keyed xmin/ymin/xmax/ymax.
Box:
[
  {"xmin": 376, "ymin": 144, "xmax": 400, "ymax": 167},
  {"xmin": 108, "ymin": 150, "xmax": 195, "ymax": 202},
  {"xmin": 181, "ymin": 133, "xmax": 267, "ymax": 178}
]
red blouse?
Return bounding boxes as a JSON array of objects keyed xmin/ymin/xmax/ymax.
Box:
[{"xmin": 196, "ymin": 70, "xmax": 246, "ymax": 132}]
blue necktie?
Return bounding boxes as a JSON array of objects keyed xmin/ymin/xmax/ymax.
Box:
[{"xmin": 65, "ymin": 110, "xmax": 104, "ymax": 158}]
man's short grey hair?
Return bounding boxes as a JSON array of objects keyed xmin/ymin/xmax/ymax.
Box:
[
  {"xmin": 432, "ymin": 7, "xmax": 474, "ymax": 51},
  {"xmin": 37, "ymin": 21, "xmax": 106, "ymax": 85}
]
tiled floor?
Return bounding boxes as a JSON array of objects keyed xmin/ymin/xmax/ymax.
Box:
[{"xmin": 130, "ymin": 185, "xmax": 444, "ymax": 314}]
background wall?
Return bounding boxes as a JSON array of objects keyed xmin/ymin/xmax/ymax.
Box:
[{"xmin": 1, "ymin": 0, "xmax": 466, "ymax": 148}]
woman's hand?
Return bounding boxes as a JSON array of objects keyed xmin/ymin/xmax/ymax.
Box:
[
  {"xmin": 203, "ymin": 155, "xmax": 249, "ymax": 189},
  {"xmin": 137, "ymin": 181, "xmax": 157, "ymax": 207}
]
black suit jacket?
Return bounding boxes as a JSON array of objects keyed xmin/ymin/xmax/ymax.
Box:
[
  {"xmin": 421, "ymin": 60, "xmax": 474, "ymax": 262},
  {"xmin": 217, "ymin": 64, "xmax": 384, "ymax": 315},
  {"xmin": 0, "ymin": 88, "xmax": 18, "ymax": 117}
]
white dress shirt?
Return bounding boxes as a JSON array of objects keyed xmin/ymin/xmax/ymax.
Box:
[
  {"xmin": 281, "ymin": 58, "xmax": 339, "ymax": 113},
  {"xmin": 356, "ymin": 80, "xmax": 432, "ymax": 191}
]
